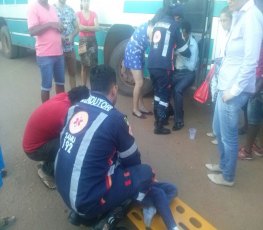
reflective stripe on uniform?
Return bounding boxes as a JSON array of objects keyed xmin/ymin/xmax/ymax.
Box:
[
  {"xmin": 70, "ymin": 112, "xmax": 108, "ymax": 212},
  {"xmin": 159, "ymin": 101, "xmax": 169, "ymax": 107},
  {"xmin": 118, "ymin": 142, "xmax": 138, "ymax": 159},
  {"xmin": 162, "ymin": 30, "xmax": 171, "ymax": 57},
  {"xmin": 154, "ymin": 96, "xmax": 160, "ymax": 102},
  {"xmin": 55, "ymin": 105, "xmax": 76, "ymax": 171}
]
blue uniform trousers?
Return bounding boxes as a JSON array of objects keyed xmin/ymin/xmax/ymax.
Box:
[
  {"xmin": 149, "ymin": 68, "xmax": 172, "ymax": 122},
  {"xmin": 83, "ymin": 164, "xmax": 154, "ymax": 219}
]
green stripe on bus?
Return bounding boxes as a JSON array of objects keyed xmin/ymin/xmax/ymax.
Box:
[
  {"xmin": 6, "ymin": 19, "xmax": 29, "ymax": 34},
  {"xmin": 6, "ymin": 17, "xmax": 106, "ymax": 63},
  {"xmin": 12, "ymin": 34, "xmax": 35, "ymax": 49},
  {"xmin": 213, "ymin": 0, "xmax": 228, "ymax": 17},
  {"xmin": 16, "ymin": 0, "xmax": 28, "ymax": 4},
  {"xmin": 96, "ymin": 30, "xmax": 107, "ymax": 48},
  {"xmin": 0, "ymin": 0, "xmax": 27, "ymax": 3},
  {"xmin": 5, "ymin": 19, "xmax": 33, "ymax": 48},
  {"xmin": 124, "ymin": 0, "xmax": 162, "ymax": 14},
  {"xmin": 6, "ymin": 18, "xmax": 106, "ymax": 46},
  {"xmin": 4, "ymin": 0, "xmax": 15, "ymax": 4}
]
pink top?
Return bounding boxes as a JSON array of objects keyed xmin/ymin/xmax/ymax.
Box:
[
  {"xmin": 76, "ymin": 11, "xmax": 97, "ymax": 37},
  {"xmin": 27, "ymin": 2, "xmax": 63, "ymax": 57}
]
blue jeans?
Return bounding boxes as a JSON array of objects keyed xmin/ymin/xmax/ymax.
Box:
[
  {"xmin": 82, "ymin": 164, "xmax": 154, "ymax": 219},
  {"xmin": 213, "ymin": 91, "xmax": 250, "ymax": 182},
  {"xmin": 172, "ymin": 70, "xmax": 195, "ymax": 123},
  {"xmin": 36, "ymin": 55, "xmax": 65, "ymax": 91},
  {"xmin": 247, "ymin": 92, "xmax": 263, "ymax": 125},
  {"xmin": 142, "ymin": 182, "xmax": 177, "ymax": 229}
]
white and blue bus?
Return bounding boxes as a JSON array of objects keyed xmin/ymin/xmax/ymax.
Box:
[{"xmin": 0, "ymin": 0, "xmax": 228, "ymax": 95}]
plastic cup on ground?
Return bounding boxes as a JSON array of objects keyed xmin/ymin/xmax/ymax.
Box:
[{"xmin": 189, "ymin": 128, "xmax": 197, "ymax": 140}]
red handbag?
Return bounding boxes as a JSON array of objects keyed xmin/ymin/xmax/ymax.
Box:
[{"xmin": 193, "ymin": 65, "xmax": 215, "ymax": 104}]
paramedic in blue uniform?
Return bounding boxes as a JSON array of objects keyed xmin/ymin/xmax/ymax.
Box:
[
  {"xmin": 55, "ymin": 65, "xmax": 179, "ymax": 230},
  {"xmin": 148, "ymin": 3, "xmax": 191, "ymax": 135}
]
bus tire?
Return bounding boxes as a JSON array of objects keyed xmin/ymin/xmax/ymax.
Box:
[
  {"xmin": 0, "ymin": 25, "xmax": 18, "ymax": 59},
  {"xmin": 109, "ymin": 39, "xmax": 152, "ymax": 97}
]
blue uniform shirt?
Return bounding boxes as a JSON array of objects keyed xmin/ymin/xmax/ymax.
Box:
[
  {"xmin": 148, "ymin": 16, "xmax": 189, "ymax": 70},
  {"xmin": 55, "ymin": 93, "xmax": 141, "ymax": 215}
]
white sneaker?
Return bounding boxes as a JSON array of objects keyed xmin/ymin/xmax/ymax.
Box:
[
  {"xmin": 211, "ymin": 139, "xmax": 218, "ymax": 145},
  {"xmin": 205, "ymin": 164, "xmax": 222, "ymax": 172},
  {"xmin": 206, "ymin": 132, "xmax": 215, "ymax": 137},
  {"xmin": 207, "ymin": 174, "xmax": 234, "ymax": 187}
]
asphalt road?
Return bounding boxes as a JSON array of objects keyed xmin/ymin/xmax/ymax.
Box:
[{"xmin": 0, "ymin": 48, "xmax": 263, "ymax": 230}]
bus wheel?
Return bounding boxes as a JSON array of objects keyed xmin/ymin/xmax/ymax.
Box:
[
  {"xmin": 0, "ymin": 26, "xmax": 18, "ymax": 59},
  {"xmin": 109, "ymin": 39, "xmax": 152, "ymax": 97}
]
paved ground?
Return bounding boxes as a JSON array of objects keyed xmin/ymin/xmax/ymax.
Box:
[{"xmin": 0, "ymin": 48, "xmax": 263, "ymax": 230}]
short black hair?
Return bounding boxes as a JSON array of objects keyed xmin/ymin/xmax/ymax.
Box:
[
  {"xmin": 68, "ymin": 86, "xmax": 89, "ymax": 105},
  {"xmin": 181, "ymin": 21, "xmax": 191, "ymax": 34},
  {"xmin": 90, "ymin": 65, "xmax": 117, "ymax": 95}
]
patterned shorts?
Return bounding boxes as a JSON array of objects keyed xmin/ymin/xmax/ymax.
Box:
[{"xmin": 79, "ymin": 36, "xmax": 98, "ymax": 67}]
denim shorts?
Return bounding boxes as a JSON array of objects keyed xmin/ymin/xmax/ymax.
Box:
[
  {"xmin": 247, "ymin": 93, "xmax": 263, "ymax": 125},
  {"xmin": 36, "ymin": 55, "xmax": 65, "ymax": 91}
]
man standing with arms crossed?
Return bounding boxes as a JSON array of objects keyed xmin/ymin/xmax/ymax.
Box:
[
  {"xmin": 28, "ymin": 0, "xmax": 65, "ymax": 103},
  {"xmin": 206, "ymin": 0, "xmax": 263, "ymax": 186},
  {"xmin": 55, "ymin": 0, "xmax": 79, "ymax": 89}
]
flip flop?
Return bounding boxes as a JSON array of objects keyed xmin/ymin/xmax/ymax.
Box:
[{"xmin": 132, "ymin": 112, "xmax": 147, "ymax": 119}]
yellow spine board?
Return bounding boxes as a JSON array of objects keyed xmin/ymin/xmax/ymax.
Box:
[{"xmin": 127, "ymin": 198, "xmax": 217, "ymax": 230}]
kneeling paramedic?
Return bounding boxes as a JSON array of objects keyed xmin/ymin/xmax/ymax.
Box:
[{"xmin": 55, "ymin": 65, "xmax": 179, "ymax": 230}]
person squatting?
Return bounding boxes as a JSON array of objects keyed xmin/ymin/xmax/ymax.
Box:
[{"xmin": 55, "ymin": 65, "xmax": 180, "ymax": 230}]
